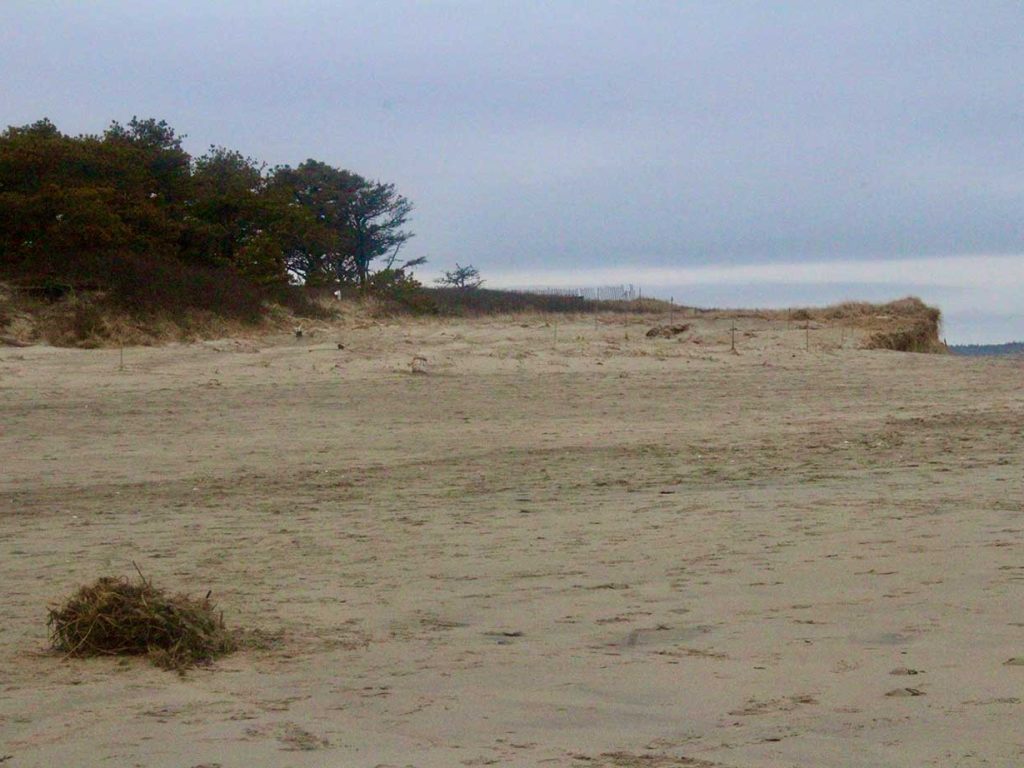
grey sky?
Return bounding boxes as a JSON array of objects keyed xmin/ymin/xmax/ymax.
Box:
[{"xmin": 2, "ymin": 1, "xmax": 1022, "ymax": 340}]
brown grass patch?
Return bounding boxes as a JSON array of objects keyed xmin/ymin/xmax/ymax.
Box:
[
  {"xmin": 744, "ymin": 296, "xmax": 945, "ymax": 353},
  {"xmin": 865, "ymin": 321, "xmax": 945, "ymax": 353},
  {"xmin": 857, "ymin": 298, "xmax": 945, "ymax": 353}
]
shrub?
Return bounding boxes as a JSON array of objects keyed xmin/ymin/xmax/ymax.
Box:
[{"xmin": 367, "ymin": 269, "xmax": 437, "ymax": 315}]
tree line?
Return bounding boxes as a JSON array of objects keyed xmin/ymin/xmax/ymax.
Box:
[{"xmin": 0, "ymin": 116, "xmax": 417, "ymax": 315}]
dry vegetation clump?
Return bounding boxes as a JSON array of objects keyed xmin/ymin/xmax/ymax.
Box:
[
  {"xmin": 645, "ymin": 323, "xmax": 692, "ymax": 338},
  {"xmin": 746, "ymin": 296, "xmax": 946, "ymax": 353},
  {"xmin": 865, "ymin": 321, "xmax": 945, "ymax": 353},
  {"xmin": 755, "ymin": 296, "xmax": 937, "ymax": 325},
  {"xmin": 48, "ymin": 571, "xmax": 236, "ymax": 671},
  {"xmin": 858, "ymin": 298, "xmax": 945, "ymax": 353}
]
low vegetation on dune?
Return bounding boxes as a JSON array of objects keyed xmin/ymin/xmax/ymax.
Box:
[
  {"xmin": 837, "ymin": 298, "xmax": 945, "ymax": 353},
  {"xmin": 1, "ymin": 279, "xmax": 947, "ymax": 354},
  {"xmin": 628, "ymin": 297, "xmax": 945, "ymax": 354},
  {"xmin": 808, "ymin": 298, "xmax": 946, "ymax": 353},
  {"xmin": 407, "ymin": 287, "xmax": 676, "ymax": 317},
  {"xmin": 864, "ymin": 319, "xmax": 945, "ymax": 353},
  {"xmin": 695, "ymin": 297, "xmax": 946, "ymax": 353}
]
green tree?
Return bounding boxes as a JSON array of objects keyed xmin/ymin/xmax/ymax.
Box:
[
  {"xmin": 186, "ymin": 146, "xmax": 265, "ymax": 267},
  {"xmin": 187, "ymin": 146, "xmax": 325, "ymax": 286},
  {"xmin": 1, "ymin": 115, "xmax": 422, "ymax": 318},
  {"xmin": 270, "ymin": 160, "xmax": 355, "ymax": 285},
  {"xmin": 272, "ymin": 161, "xmax": 415, "ymax": 286},
  {"xmin": 0, "ymin": 119, "xmax": 169, "ymax": 277},
  {"xmin": 103, "ymin": 116, "xmax": 192, "ymax": 224},
  {"xmin": 347, "ymin": 179, "xmax": 415, "ymax": 285}
]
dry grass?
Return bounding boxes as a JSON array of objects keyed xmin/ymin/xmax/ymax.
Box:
[
  {"xmin": 36, "ymin": 300, "xmax": 260, "ymax": 348},
  {"xmin": 0, "ymin": 284, "xmax": 300, "ymax": 348},
  {"xmin": 854, "ymin": 298, "xmax": 945, "ymax": 353},
  {"xmin": 48, "ymin": 569, "xmax": 236, "ymax": 671},
  {"xmin": 715, "ymin": 296, "xmax": 937, "ymax": 325},
  {"xmin": 865, "ymin": 322, "xmax": 945, "ymax": 353},
  {"xmin": 746, "ymin": 297, "xmax": 945, "ymax": 353}
]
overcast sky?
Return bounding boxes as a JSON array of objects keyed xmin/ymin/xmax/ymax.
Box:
[{"xmin": 2, "ymin": 1, "xmax": 1022, "ymax": 341}]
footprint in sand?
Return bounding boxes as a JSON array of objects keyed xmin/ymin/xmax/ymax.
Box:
[{"xmin": 728, "ymin": 694, "xmax": 817, "ymax": 716}]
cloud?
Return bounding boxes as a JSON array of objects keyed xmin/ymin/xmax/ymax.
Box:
[{"xmin": 485, "ymin": 254, "xmax": 1024, "ymax": 293}]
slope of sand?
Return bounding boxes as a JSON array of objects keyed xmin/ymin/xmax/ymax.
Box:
[{"xmin": 1, "ymin": 313, "xmax": 1022, "ymax": 767}]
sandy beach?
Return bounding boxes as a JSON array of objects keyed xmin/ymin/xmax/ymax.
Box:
[{"xmin": 1, "ymin": 312, "xmax": 1022, "ymax": 767}]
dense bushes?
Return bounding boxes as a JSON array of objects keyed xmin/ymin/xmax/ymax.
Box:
[{"xmin": 0, "ymin": 116, "xmax": 414, "ymax": 322}]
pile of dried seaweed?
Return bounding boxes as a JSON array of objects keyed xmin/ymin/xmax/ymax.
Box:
[{"xmin": 48, "ymin": 569, "xmax": 236, "ymax": 671}]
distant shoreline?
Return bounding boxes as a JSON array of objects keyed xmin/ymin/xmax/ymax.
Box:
[{"xmin": 950, "ymin": 341, "xmax": 1024, "ymax": 356}]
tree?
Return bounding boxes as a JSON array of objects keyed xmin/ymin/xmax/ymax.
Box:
[
  {"xmin": 347, "ymin": 179, "xmax": 414, "ymax": 286},
  {"xmin": 270, "ymin": 160, "xmax": 356, "ymax": 285},
  {"xmin": 104, "ymin": 116, "xmax": 184, "ymax": 152},
  {"xmin": 186, "ymin": 146, "xmax": 266, "ymax": 268},
  {"xmin": 271, "ymin": 161, "xmax": 415, "ymax": 287},
  {"xmin": 98, "ymin": 117, "xmax": 193, "ymax": 259},
  {"xmin": 0, "ymin": 115, "xmax": 419, "ymax": 319},
  {"xmin": 103, "ymin": 117, "xmax": 192, "ymax": 206},
  {"xmin": 0, "ymin": 118, "xmax": 181, "ymax": 276},
  {"xmin": 437, "ymin": 263, "xmax": 483, "ymax": 289}
]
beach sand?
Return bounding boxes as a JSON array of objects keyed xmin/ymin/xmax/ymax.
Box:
[{"xmin": 1, "ymin": 313, "xmax": 1021, "ymax": 767}]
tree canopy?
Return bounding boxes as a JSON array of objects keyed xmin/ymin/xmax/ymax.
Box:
[
  {"xmin": 436, "ymin": 263, "xmax": 483, "ymax": 289},
  {"xmin": 0, "ymin": 116, "xmax": 418, "ymax": 311},
  {"xmin": 271, "ymin": 160, "xmax": 414, "ymax": 286}
]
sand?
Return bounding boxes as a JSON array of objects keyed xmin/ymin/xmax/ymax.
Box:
[{"xmin": 1, "ymin": 312, "xmax": 1022, "ymax": 767}]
